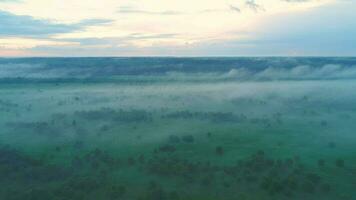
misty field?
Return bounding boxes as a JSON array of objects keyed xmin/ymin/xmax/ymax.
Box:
[{"xmin": 0, "ymin": 58, "xmax": 356, "ymax": 200}]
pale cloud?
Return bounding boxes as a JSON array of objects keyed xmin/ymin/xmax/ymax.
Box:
[
  {"xmin": 229, "ymin": 5, "xmax": 241, "ymax": 13},
  {"xmin": 0, "ymin": 38, "xmax": 78, "ymax": 49},
  {"xmin": 0, "ymin": 10, "xmax": 113, "ymax": 37},
  {"xmin": 245, "ymin": 0, "xmax": 265, "ymax": 12},
  {"xmin": 0, "ymin": 0, "xmax": 21, "ymax": 3}
]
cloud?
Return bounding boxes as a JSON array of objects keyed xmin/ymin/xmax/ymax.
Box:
[
  {"xmin": 229, "ymin": 5, "xmax": 241, "ymax": 13},
  {"xmin": 60, "ymin": 33, "xmax": 178, "ymax": 47},
  {"xmin": 76, "ymin": 19, "xmax": 113, "ymax": 27},
  {"xmin": 117, "ymin": 6, "xmax": 184, "ymax": 15},
  {"xmin": 283, "ymin": 0, "xmax": 311, "ymax": 2},
  {"xmin": 127, "ymin": 33, "xmax": 178, "ymax": 40},
  {"xmin": 0, "ymin": 0, "xmax": 21, "ymax": 2},
  {"xmin": 0, "ymin": 10, "xmax": 113, "ymax": 37},
  {"xmin": 0, "ymin": 37, "xmax": 77, "ymax": 49},
  {"xmin": 245, "ymin": 0, "xmax": 265, "ymax": 12}
]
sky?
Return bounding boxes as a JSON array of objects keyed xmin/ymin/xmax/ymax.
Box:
[{"xmin": 0, "ymin": 0, "xmax": 355, "ymax": 57}]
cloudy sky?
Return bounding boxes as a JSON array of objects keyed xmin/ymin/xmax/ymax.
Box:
[{"xmin": 0, "ymin": 0, "xmax": 355, "ymax": 56}]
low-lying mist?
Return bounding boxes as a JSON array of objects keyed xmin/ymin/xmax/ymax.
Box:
[
  {"xmin": 1, "ymin": 57, "xmax": 356, "ymax": 81},
  {"xmin": 0, "ymin": 57, "xmax": 355, "ymax": 200}
]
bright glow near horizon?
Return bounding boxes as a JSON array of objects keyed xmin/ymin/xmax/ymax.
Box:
[{"xmin": 0, "ymin": 0, "xmax": 355, "ymax": 56}]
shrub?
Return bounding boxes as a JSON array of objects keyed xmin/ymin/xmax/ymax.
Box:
[
  {"xmin": 182, "ymin": 135, "xmax": 194, "ymax": 143},
  {"xmin": 215, "ymin": 146, "xmax": 224, "ymax": 156}
]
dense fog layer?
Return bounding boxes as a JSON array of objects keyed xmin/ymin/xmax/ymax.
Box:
[{"xmin": 1, "ymin": 57, "xmax": 356, "ymax": 80}]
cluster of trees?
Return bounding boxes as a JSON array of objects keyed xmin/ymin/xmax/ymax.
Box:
[
  {"xmin": 75, "ymin": 108, "xmax": 153, "ymax": 123},
  {"xmin": 0, "ymin": 137, "xmax": 345, "ymax": 200},
  {"xmin": 163, "ymin": 111, "xmax": 246, "ymax": 123}
]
